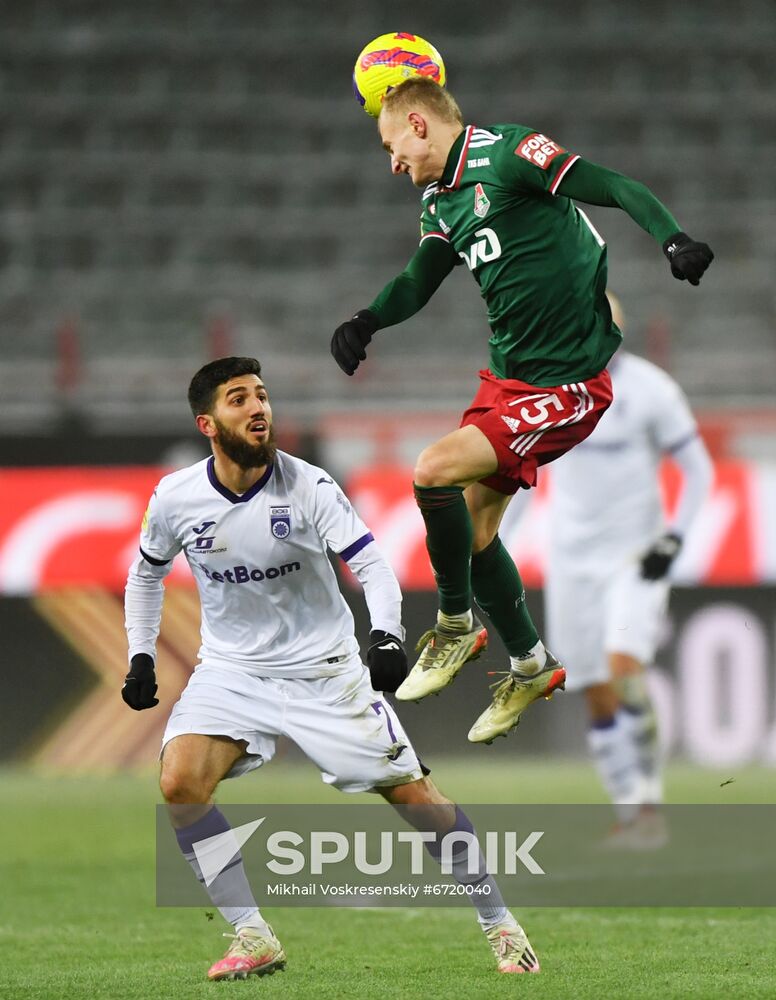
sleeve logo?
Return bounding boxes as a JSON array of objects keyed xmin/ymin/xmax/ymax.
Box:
[{"xmin": 515, "ymin": 133, "xmax": 565, "ymax": 169}]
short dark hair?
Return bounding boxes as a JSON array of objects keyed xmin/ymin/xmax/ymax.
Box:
[{"xmin": 187, "ymin": 357, "xmax": 263, "ymax": 417}]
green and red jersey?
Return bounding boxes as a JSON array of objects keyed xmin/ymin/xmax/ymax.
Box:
[{"xmin": 369, "ymin": 123, "xmax": 681, "ymax": 386}]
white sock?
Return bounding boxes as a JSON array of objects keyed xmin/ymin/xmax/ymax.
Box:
[
  {"xmin": 478, "ymin": 910, "xmax": 519, "ymax": 933},
  {"xmin": 180, "ymin": 846, "xmax": 270, "ymax": 933},
  {"xmin": 509, "ymin": 640, "xmax": 547, "ymax": 677},
  {"xmin": 174, "ymin": 806, "xmax": 270, "ymax": 934},
  {"xmin": 425, "ymin": 806, "xmax": 509, "ymax": 927},
  {"xmin": 437, "ymin": 609, "xmax": 474, "ymax": 632},
  {"xmin": 587, "ymin": 712, "xmax": 642, "ymax": 822},
  {"xmin": 233, "ymin": 912, "xmax": 272, "ymax": 935},
  {"xmin": 621, "ymin": 705, "xmax": 664, "ymax": 805}
]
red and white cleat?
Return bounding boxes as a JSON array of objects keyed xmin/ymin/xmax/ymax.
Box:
[{"xmin": 206, "ymin": 926, "xmax": 286, "ymax": 981}]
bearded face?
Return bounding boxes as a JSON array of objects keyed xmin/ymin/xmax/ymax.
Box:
[{"xmin": 212, "ymin": 417, "xmax": 277, "ymax": 470}]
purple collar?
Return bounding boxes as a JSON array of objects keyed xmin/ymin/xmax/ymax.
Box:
[{"xmin": 207, "ymin": 456, "xmax": 274, "ymax": 504}]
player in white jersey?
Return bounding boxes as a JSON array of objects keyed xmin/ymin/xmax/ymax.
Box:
[
  {"xmin": 122, "ymin": 357, "xmax": 539, "ymax": 979},
  {"xmin": 545, "ymin": 297, "xmax": 713, "ymax": 843}
]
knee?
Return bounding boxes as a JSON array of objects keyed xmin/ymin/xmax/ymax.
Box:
[
  {"xmin": 159, "ymin": 767, "xmax": 211, "ymax": 805},
  {"xmin": 414, "ymin": 445, "xmax": 452, "ymax": 488}
]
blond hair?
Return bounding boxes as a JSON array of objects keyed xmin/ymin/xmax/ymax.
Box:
[{"xmin": 380, "ymin": 76, "xmax": 463, "ymax": 125}]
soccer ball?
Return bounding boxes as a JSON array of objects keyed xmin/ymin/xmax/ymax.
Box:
[{"xmin": 352, "ymin": 32, "xmax": 446, "ymax": 118}]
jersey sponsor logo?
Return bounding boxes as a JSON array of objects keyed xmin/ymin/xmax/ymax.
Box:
[
  {"xmin": 270, "ymin": 505, "xmax": 291, "ymax": 539},
  {"xmin": 191, "ymin": 522, "xmax": 224, "ymax": 552},
  {"xmin": 202, "ymin": 560, "xmax": 301, "ymax": 585},
  {"xmin": 194, "ymin": 535, "xmax": 222, "ymax": 552},
  {"xmin": 458, "ymin": 227, "xmax": 502, "ymax": 270},
  {"xmin": 192, "ymin": 519, "xmax": 216, "ymax": 535},
  {"xmin": 467, "ymin": 157, "xmax": 490, "ymax": 168},
  {"xmin": 473, "ymin": 182, "xmax": 491, "ymax": 218},
  {"xmin": 515, "ymin": 133, "xmax": 566, "ymax": 169}
]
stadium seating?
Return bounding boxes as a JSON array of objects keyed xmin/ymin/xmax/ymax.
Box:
[{"xmin": 0, "ymin": 0, "xmax": 774, "ymax": 426}]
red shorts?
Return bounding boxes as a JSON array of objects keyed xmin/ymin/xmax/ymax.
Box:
[{"xmin": 461, "ymin": 368, "xmax": 613, "ymax": 494}]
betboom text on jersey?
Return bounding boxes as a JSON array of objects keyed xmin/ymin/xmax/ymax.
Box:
[{"xmin": 200, "ymin": 561, "xmax": 301, "ymax": 585}]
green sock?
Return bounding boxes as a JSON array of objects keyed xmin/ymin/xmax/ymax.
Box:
[
  {"xmin": 471, "ymin": 535, "xmax": 539, "ymax": 655},
  {"xmin": 413, "ymin": 484, "xmax": 473, "ymax": 615}
]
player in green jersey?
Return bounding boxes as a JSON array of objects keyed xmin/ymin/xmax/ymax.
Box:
[{"xmin": 331, "ymin": 77, "xmax": 713, "ymax": 744}]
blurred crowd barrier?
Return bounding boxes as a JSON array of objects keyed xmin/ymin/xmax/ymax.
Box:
[
  {"xmin": 1, "ymin": 459, "xmax": 774, "ymax": 771},
  {"xmin": 0, "ymin": 458, "xmax": 774, "ymax": 593}
]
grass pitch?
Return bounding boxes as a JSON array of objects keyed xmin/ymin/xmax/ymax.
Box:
[{"xmin": 1, "ymin": 759, "xmax": 774, "ymax": 999}]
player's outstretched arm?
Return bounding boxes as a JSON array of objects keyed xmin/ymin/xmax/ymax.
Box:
[
  {"xmin": 556, "ymin": 159, "xmax": 713, "ymax": 285},
  {"xmin": 331, "ymin": 237, "xmax": 456, "ymax": 375}
]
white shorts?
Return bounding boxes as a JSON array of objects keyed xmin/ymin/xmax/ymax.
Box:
[
  {"xmin": 545, "ymin": 559, "xmax": 670, "ymax": 691},
  {"xmin": 161, "ymin": 654, "xmax": 424, "ymax": 794}
]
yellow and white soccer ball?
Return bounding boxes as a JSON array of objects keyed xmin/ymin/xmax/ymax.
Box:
[{"xmin": 352, "ymin": 32, "xmax": 446, "ymax": 118}]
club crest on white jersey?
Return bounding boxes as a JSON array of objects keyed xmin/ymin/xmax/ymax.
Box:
[{"xmin": 270, "ymin": 506, "xmax": 291, "ymax": 539}]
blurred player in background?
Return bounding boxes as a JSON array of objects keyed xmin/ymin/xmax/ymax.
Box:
[
  {"xmin": 123, "ymin": 356, "xmax": 541, "ymax": 980},
  {"xmin": 331, "ymin": 78, "xmax": 713, "ymax": 745},
  {"xmin": 546, "ymin": 295, "xmax": 713, "ymax": 843}
]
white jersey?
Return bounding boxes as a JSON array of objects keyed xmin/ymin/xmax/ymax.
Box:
[
  {"xmin": 130, "ymin": 451, "xmax": 378, "ymax": 676},
  {"xmin": 549, "ymin": 352, "xmax": 699, "ymax": 565}
]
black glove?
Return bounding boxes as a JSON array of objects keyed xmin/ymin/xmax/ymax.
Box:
[
  {"xmin": 366, "ymin": 630, "xmax": 408, "ymax": 693},
  {"xmin": 331, "ymin": 309, "xmax": 379, "ymax": 376},
  {"xmin": 121, "ymin": 653, "xmax": 159, "ymax": 710},
  {"xmin": 662, "ymin": 231, "xmax": 714, "ymax": 286},
  {"xmin": 640, "ymin": 532, "xmax": 682, "ymax": 580}
]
